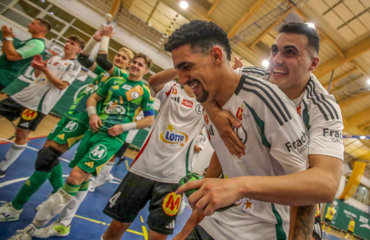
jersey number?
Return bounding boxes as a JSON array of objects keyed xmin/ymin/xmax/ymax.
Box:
[{"xmin": 109, "ymin": 192, "xmax": 121, "ymax": 208}]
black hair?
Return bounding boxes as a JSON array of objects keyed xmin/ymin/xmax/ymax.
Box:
[
  {"xmin": 164, "ymin": 20, "xmax": 231, "ymax": 61},
  {"xmin": 35, "ymin": 18, "xmax": 51, "ymax": 33},
  {"xmin": 279, "ymin": 22, "xmax": 320, "ymax": 55}
]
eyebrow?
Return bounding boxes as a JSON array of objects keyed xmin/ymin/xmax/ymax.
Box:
[
  {"xmin": 175, "ymin": 61, "xmax": 188, "ymax": 70},
  {"xmin": 283, "ymin": 45, "xmax": 299, "ymax": 51}
]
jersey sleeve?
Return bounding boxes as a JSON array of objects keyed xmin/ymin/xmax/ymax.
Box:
[
  {"xmin": 16, "ymin": 39, "xmax": 45, "ymax": 59},
  {"xmin": 151, "ymin": 81, "xmax": 177, "ymax": 104},
  {"xmin": 93, "ymin": 64, "xmax": 105, "ymax": 76},
  {"xmin": 141, "ymin": 85, "xmax": 155, "ymax": 117},
  {"xmin": 60, "ymin": 61, "xmax": 81, "ymax": 84},
  {"xmin": 307, "ymin": 103, "xmax": 344, "ymax": 160},
  {"xmin": 235, "ymin": 66, "xmax": 270, "ymax": 81}
]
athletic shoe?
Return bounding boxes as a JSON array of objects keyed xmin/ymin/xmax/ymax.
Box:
[
  {"xmin": 34, "ymin": 219, "xmax": 70, "ymax": 238},
  {"xmin": 116, "ymin": 156, "xmax": 126, "ymax": 165},
  {"xmin": 88, "ymin": 174, "xmax": 114, "ymax": 192},
  {"xmin": 8, "ymin": 225, "xmax": 36, "ymax": 240},
  {"xmin": 0, "ymin": 169, "xmax": 6, "ymax": 178},
  {"xmin": 0, "ymin": 202, "xmax": 22, "ymax": 222}
]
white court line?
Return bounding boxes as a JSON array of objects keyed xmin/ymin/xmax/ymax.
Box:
[
  {"xmin": 0, "ymin": 174, "xmax": 70, "ymax": 188},
  {"xmin": 0, "ymin": 137, "xmax": 71, "ymax": 163}
]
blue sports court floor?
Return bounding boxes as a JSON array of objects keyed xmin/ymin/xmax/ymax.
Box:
[
  {"xmin": 0, "ymin": 137, "xmax": 345, "ymax": 240},
  {"xmin": 0, "ymin": 137, "xmax": 192, "ymax": 240}
]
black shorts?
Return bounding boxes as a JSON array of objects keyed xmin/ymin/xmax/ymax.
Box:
[
  {"xmin": 324, "ymin": 218, "xmax": 332, "ymax": 225},
  {"xmin": 186, "ymin": 225, "xmax": 214, "ymax": 240},
  {"xmin": 103, "ymin": 172, "xmax": 181, "ymax": 235},
  {"xmin": 347, "ymin": 230, "xmax": 353, "ymax": 234},
  {"xmin": 0, "ymin": 98, "xmax": 45, "ymax": 131}
]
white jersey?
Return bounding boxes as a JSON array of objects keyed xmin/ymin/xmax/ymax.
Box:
[
  {"xmin": 12, "ymin": 55, "xmax": 80, "ymax": 114},
  {"xmin": 126, "ymin": 111, "xmax": 144, "ymax": 144},
  {"xmin": 236, "ymin": 66, "xmax": 344, "ymax": 160},
  {"xmin": 191, "ymin": 131, "xmax": 207, "ymax": 168},
  {"xmin": 130, "ymin": 82, "xmax": 204, "ymax": 183},
  {"xmin": 200, "ymin": 74, "xmax": 309, "ymax": 240}
]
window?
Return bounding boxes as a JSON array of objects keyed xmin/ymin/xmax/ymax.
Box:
[
  {"xmin": 48, "ymin": 5, "xmax": 73, "ymax": 23},
  {"xmin": 44, "ymin": 14, "xmax": 65, "ymax": 32},
  {"xmin": 2, "ymin": 9, "xmax": 32, "ymax": 28},
  {"xmin": 45, "ymin": 31, "xmax": 58, "ymax": 40},
  {"xmin": 14, "ymin": 0, "xmax": 41, "ymax": 18},
  {"xmin": 72, "ymin": 19, "xmax": 96, "ymax": 36},
  {"xmin": 63, "ymin": 27, "xmax": 90, "ymax": 42},
  {"xmin": 28, "ymin": 0, "xmax": 50, "ymax": 9}
]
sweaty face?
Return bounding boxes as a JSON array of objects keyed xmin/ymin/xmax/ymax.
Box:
[
  {"xmin": 63, "ymin": 40, "xmax": 81, "ymax": 55},
  {"xmin": 114, "ymin": 51, "xmax": 130, "ymax": 70},
  {"xmin": 268, "ymin": 33, "xmax": 317, "ymax": 94},
  {"xmin": 129, "ymin": 57, "xmax": 148, "ymax": 78},
  {"xmin": 171, "ymin": 45, "xmax": 215, "ymax": 103}
]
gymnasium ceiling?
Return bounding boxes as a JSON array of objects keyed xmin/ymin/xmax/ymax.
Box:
[{"xmin": 78, "ymin": 0, "xmax": 370, "ymax": 177}]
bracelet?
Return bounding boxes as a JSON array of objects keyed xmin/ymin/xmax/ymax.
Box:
[
  {"xmin": 121, "ymin": 122, "xmax": 136, "ymax": 132},
  {"xmin": 86, "ymin": 106, "xmax": 97, "ymax": 117}
]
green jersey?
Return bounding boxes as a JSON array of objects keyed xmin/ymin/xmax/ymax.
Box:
[
  {"xmin": 0, "ymin": 38, "xmax": 45, "ymax": 87},
  {"xmin": 96, "ymin": 76, "xmax": 154, "ymax": 141},
  {"xmin": 65, "ymin": 65, "xmax": 127, "ymax": 127}
]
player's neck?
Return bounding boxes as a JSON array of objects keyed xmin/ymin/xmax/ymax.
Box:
[
  {"xmin": 128, "ymin": 74, "xmax": 142, "ymax": 82},
  {"xmin": 282, "ymin": 75, "xmax": 310, "ymax": 100},
  {"xmin": 31, "ymin": 32, "xmax": 45, "ymax": 39},
  {"xmin": 62, "ymin": 53, "xmax": 76, "ymax": 60},
  {"xmin": 212, "ymin": 67, "xmax": 240, "ymax": 107}
]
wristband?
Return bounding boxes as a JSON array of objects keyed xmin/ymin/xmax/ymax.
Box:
[
  {"xmin": 83, "ymin": 38, "xmax": 98, "ymax": 55},
  {"xmin": 99, "ymin": 36, "xmax": 110, "ymax": 53},
  {"xmin": 86, "ymin": 106, "xmax": 97, "ymax": 117},
  {"xmin": 121, "ymin": 122, "xmax": 136, "ymax": 132}
]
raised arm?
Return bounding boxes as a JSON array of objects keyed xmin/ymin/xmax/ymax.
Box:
[
  {"xmin": 95, "ymin": 25, "xmax": 116, "ymax": 75},
  {"xmin": 148, "ymin": 68, "xmax": 178, "ymax": 94}
]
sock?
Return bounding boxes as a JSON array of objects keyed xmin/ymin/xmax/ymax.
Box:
[
  {"xmin": 96, "ymin": 162, "xmax": 114, "ymax": 182},
  {"xmin": 32, "ymin": 188, "xmax": 74, "ymax": 228},
  {"xmin": 327, "ymin": 226, "xmax": 331, "ymax": 232},
  {"xmin": 0, "ymin": 143, "xmax": 27, "ymax": 171},
  {"xmin": 351, "ymin": 235, "xmax": 353, "ymax": 239},
  {"xmin": 62, "ymin": 182, "xmax": 81, "ymax": 197},
  {"xmin": 59, "ymin": 182, "xmax": 89, "ymax": 226},
  {"xmin": 322, "ymin": 225, "xmax": 326, "ymax": 231},
  {"xmin": 345, "ymin": 233, "xmax": 349, "ymax": 238},
  {"xmin": 49, "ymin": 163, "xmax": 64, "ymax": 193},
  {"xmin": 12, "ymin": 171, "xmax": 51, "ymax": 210}
]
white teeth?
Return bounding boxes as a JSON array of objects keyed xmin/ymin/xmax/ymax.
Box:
[{"xmin": 273, "ymin": 69, "xmax": 288, "ymax": 74}]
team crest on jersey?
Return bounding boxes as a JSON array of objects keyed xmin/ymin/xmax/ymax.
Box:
[
  {"xmin": 21, "ymin": 109, "xmax": 38, "ymax": 121},
  {"xmin": 162, "ymin": 192, "xmax": 181, "ymax": 216},
  {"xmin": 195, "ymin": 104, "xmax": 203, "ymax": 115},
  {"xmin": 126, "ymin": 85, "xmax": 144, "ymax": 101},
  {"xmin": 89, "ymin": 144, "xmax": 107, "ymax": 160},
  {"xmin": 130, "ymin": 91, "xmax": 140, "ymax": 99},
  {"xmin": 159, "ymin": 123, "xmax": 188, "ymax": 147},
  {"xmin": 236, "ymin": 107, "xmax": 243, "ymax": 121},
  {"xmin": 233, "ymin": 125, "xmax": 247, "ymax": 144},
  {"xmin": 104, "ymin": 101, "xmax": 126, "ymax": 115},
  {"xmin": 63, "ymin": 121, "xmax": 79, "ymax": 132}
]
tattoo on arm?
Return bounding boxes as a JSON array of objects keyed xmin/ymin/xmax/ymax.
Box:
[{"xmin": 292, "ymin": 205, "xmax": 315, "ymax": 240}]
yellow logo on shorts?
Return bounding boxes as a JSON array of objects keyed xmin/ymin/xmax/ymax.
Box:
[
  {"xmin": 85, "ymin": 162, "xmax": 94, "ymax": 168},
  {"xmin": 162, "ymin": 192, "xmax": 181, "ymax": 216},
  {"xmin": 58, "ymin": 134, "xmax": 65, "ymax": 140},
  {"xmin": 21, "ymin": 109, "xmax": 38, "ymax": 121}
]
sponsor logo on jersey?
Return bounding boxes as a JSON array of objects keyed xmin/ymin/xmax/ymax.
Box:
[
  {"xmin": 162, "ymin": 192, "xmax": 181, "ymax": 216},
  {"xmin": 233, "ymin": 125, "xmax": 247, "ymax": 144},
  {"xmin": 159, "ymin": 124, "xmax": 188, "ymax": 147},
  {"xmin": 112, "ymin": 85, "xmax": 119, "ymax": 90},
  {"xmin": 85, "ymin": 161, "xmax": 94, "ymax": 168},
  {"xmin": 64, "ymin": 121, "xmax": 79, "ymax": 132},
  {"xmin": 130, "ymin": 91, "xmax": 140, "ymax": 99},
  {"xmin": 58, "ymin": 133, "xmax": 65, "ymax": 140},
  {"xmin": 165, "ymin": 220, "xmax": 176, "ymax": 229},
  {"xmin": 19, "ymin": 122, "xmax": 30, "ymax": 128},
  {"xmin": 84, "ymin": 83, "xmax": 98, "ymax": 94},
  {"xmin": 171, "ymin": 97, "xmax": 180, "ymax": 103},
  {"xmin": 165, "ymin": 86, "xmax": 174, "ymax": 97},
  {"xmin": 172, "ymin": 88, "xmax": 177, "ymax": 95},
  {"xmin": 35, "ymin": 77, "xmax": 47, "ymax": 84},
  {"xmin": 21, "ymin": 109, "xmax": 38, "ymax": 121},
  {"xmin": 122, "ymin": 84, "xmax": 132, "ymax": 90},
  {"xmin": 182, "ymin": 99, "xmax": 193, "ymax": 108},
  {"xmin": 195, "ymin": 104, "xmax": 203, "ymax": 115},
  {"xmin": 296, "ymin": 106, "xmax": 301, "ymax": 115},
  {"xmin": 89, "ymin": 144, "xmax": 107, "ymax": 160},
  {"xmin": 53, "ymin": 62, "xmax": 60, "ymax": 66},
  {"xmin": 207, "ymin": 125, "xmax": 214, "ymax": 140},
  {"xmin": 236, "ymin": 107, "xmax": 243, "ymax": 120},
  {"xmin": 285, "ymin": 132, "xmax": 308, "ymax": 154},
  {"xmin": 104, "ymin": 101, "xmax": 126, "ymax": 115},
  {"xmin": 57, "ymin": 65, "xmax": 65, "ymax": 70},
  {"xmin": 323, "ymin": 128, "xmax": 342, "ymax": 144}
]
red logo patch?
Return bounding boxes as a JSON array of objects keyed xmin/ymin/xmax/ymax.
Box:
[
  {"xmin": 182, "ymin": 99, "xmax": 193, "ymax": 108},
  {"xmin": 172, "ymin": 88, "xmax": 177, "ymax": 95},
  {"xmin": 296, "ymin": 106, "xmax": 301, "ymax": 115},
  {"xmin": 165, "ymin": 86, "xmax": 174, "ymax": 97},
  {"xmin": 236, "ymin": 107, "xmax": 243, "ymax": 121},
  {"xmin": 53, "ymin": 62, "xmax": 60, "ymax": 66}
]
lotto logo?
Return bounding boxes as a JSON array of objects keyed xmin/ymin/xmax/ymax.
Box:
[
  {"xmin": 21, "ymin": 109, "xmax": 38, "ymax": 121},
  {"xmin": 162, "ymin": 192, "xmax": 181, "ymax": 216}
]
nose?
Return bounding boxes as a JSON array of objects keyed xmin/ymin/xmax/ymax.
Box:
[
  {"xmin": 271, "ymin": 52, "xmax": 284, "ymax": 65},
  {"xmin": 177, "ymin": 71, "xmax": 189, "ymax": 86}
]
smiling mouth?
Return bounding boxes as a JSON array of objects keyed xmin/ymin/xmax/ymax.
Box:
[
  {"xmin": 272, "ymin": 68, "xmax": 289, "ymax": 76},
  {"xmin": 187, "ymin": 79, "xmax": 201, "ymax": 94}
]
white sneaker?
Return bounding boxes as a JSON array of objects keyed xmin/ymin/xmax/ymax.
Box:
[
  {"xmin": 89, "ymin": 174, "xmax": 113, "ymax": 192},
  {"xmin": 34, "ymin": 219, "xmax": 70, "ymax": 238},
  {"xmin": 8, "ymin": 225, "xmax": 36, "ymax": 240},
  {"xmin": 0, "ymin": 202, "xmax": 22, "ymax": 222}
]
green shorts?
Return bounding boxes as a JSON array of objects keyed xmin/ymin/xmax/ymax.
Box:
[
  {"xmin": 47, "ymin": 116, "xmax": 87, "ymax": 148},
  {"xmin": 68, "ymin": 130, "xmax": 126, "ymax": 176}
]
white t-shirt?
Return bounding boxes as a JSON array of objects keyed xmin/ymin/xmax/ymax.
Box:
[
  {"xmin": 235, "ymin": 66, "xmax": 344, "ymax": 160},
  {"xmin": 12, "ymin": 55, "xmax": 81, "ymax": 114},
  {"xmin": 126, "ymin": 111, "xmax": 144, "ymax": 144},
  {"xmin": 130, "ymin": 82, "xmax": 204, "ymax": 183},
  {"xmin": 199, "ymin": 74, "xmax": 309, "ymax": 240}
]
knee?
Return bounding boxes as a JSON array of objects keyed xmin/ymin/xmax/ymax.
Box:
[
  {"xmin": 35, "ymin": 147, "xmax": 62, "ymax": 172},
  {"xmin": 67, "ymin": 167, "xmax": 88, "ymax": 185},
  {"xmin": 15, "ymin": 128, "xmax": 30, "ymax": 144},
  {"xmin": 107, "ymin": 220, "xmax": 125, "ymax": 235}
]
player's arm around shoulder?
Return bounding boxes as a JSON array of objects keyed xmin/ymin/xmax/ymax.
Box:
[
  {"xmin": 148, "ymin": 68, "xmax": 178, "ymax": 95},
  {"xmin": 136, "ymin": 84, "xmax": 155, "ymax": 129}
]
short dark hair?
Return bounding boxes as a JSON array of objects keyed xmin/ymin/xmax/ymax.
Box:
[
  {"xmin": 35, "ymin": 18, "xmax": 51, "ymax": 33},
  {"xmin": 279, "ymin": 22, "xmax": 320, "ymax": 56},
  {"xmin": 67, "ymin": 35, "xmax": 85, "ymax": 49},
  {"xmin": 134, "ymin": 53, "xmax": 152, "ymax": 70},
  {"xmin": 164, "ymin": 20, "xmax": 231, "ymax": 61}
]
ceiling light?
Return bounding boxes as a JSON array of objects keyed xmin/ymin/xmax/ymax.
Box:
[
  {"xmin": 367, "ymin": 79, "xmax": 370, "ymax": 85},
  {"xmin": 262, "ymin": 60, "xmax": 269, "ymax": 68},
  {"xmin": 307, "ymin": 22, "xmax": 315, "ymax": 28},
  {"xmin": 180, "ymin": 1, "xmax": 188, "ymax": 9}
]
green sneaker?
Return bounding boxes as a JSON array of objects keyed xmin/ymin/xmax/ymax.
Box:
[{"xmin": 33, "ymin": 219, "xmax": 70, "ymax": 238}]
